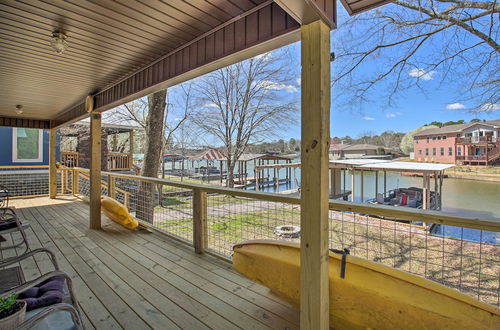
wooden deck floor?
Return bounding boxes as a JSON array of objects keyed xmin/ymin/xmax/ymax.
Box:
[{"xmin": 4, "ymin": 197, "xmax": 299, "ymax": 329}]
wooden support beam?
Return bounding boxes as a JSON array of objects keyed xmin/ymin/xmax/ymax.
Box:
[
  {"xmin": 330, "ymin": 168, "xmax": 341, "ymax": 197},
  {"xmin": 49, "ymin": 128, "xmax": 57, "ymax": 199},
  {"xmin": 360, "ymin": 170, "xmax": 364, "ymax": 203},
  {"xmin": 300, "ymin": 20, "xmax": 330, "ymax": 330},
  {"xmin": 193, "ymin": 188, "xmax": 208, "ymax": 254},
  {"xmin": 88, "ymin": 96, "xmax": 102, "ymax": 229},
  {"xmin": 351, "ymin": 170, "xmax": 355, "ymax": 202}
]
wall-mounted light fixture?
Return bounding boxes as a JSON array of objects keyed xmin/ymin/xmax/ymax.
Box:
[{"xmin": 50, "ymin": 31, "xmax": 68, "ymax": 54}]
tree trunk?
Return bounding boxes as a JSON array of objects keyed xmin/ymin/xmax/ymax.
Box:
[
  {"xmin": 226, "ymin": 158, "xmax": 235, "ymax": 188},
  {"xmin": 136, "ymin": 90, "xmax": 166, "ymax": 223}
]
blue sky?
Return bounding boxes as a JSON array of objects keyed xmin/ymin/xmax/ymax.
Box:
[{"xmin": 273, "ymin": 4, "xmax": 499, "ymax": 140}]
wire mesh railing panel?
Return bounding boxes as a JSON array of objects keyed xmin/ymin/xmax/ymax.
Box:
[
  {"xmin": 206, "ymin": 195, "xmax": 300, "ymax": 257},
  {"xmin": 57, "ymin": 169, "xmax": 74, "ymax": 195},
  {"xmin": 328, "ymin": 210, "xmax": 500, "ymax": 307},
  {"xmin": 0, "ymin": 169, "xmax": 50, "ymax": 197},
  {"xmin": 114, "ymin": 178, "xmax": 194, "ymax": 244}
]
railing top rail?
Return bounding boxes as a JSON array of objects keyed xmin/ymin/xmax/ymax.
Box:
[{"xmin": 71, "ymin": 168, "xmax": 500, "ymax": 232}]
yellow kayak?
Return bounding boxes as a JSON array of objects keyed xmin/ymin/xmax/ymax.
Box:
[
  {"xmin": 233, "ymin": 240, "xmax": 500, "ymax": 329},
  {"xmin": 101, "ymin": 196, "xmax": 138, "ymax": 230}
]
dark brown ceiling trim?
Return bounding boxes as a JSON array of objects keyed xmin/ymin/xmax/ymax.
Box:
[
  {"xmin": 274, "ymin": 0, "xmax": 336, "ymax": 28},
  {"xmin": 52, "ymin": 2, "xmax": 300, "ymax": 128},
  {"xmin": 340, "ymin": 0, "xmax": 393, "ymax": 16},
  {"xmin": 0, "ymin": 116, "xmax": 51, "ymax": 129}
]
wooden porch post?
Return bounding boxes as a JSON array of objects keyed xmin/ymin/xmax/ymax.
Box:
[
  {"xmin": 300, "ymin": 20, "xmax": 330, "ymax": 330},
  {"xmin": 49, "ymin": 128, "xmax": 57, "ymax": 199},
  {"xmin": 88, "ymin": 96, "xmax": 102, "ymax": 229}
]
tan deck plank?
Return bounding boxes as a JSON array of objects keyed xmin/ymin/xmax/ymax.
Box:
[
  {"xmin": 26, "ymin": 203, "xmax": 147, "ymax": 330},
  {"xmin": 11, "ymin": 197, "xmax": 301, "ymax": 330},
  {"xmin": 60, "ymin": 200, "xmax": 298, "ymax": 329},
  {"xmin": 14, "ymin": 202, "xmax": 108, "ymax": 330},
  {"xmin": 60, "ymin": 223, "xmax": 242, "ymax": 330},
  {"xmin": 51, "ymin": 219, "xmax": 209, "ymax": 330},
  {"xmin": 51, "ymin": 201, "xmax": 271, "ymax": 330}
]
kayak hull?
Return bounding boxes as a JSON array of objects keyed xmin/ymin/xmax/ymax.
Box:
[{"xmin": 233, "ymin": 240, "xmax": 499, "ymax": 329}]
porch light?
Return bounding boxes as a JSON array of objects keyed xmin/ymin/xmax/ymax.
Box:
[
  {"xmin": 50, "ymin": 31, "xmax": 68, "ymax": 54},
  {"xmin": 15, "ymin": 104, "xmax": 23, "ymax": 115}
]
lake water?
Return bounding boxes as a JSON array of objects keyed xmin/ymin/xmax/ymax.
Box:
[{"xmin": 254, "ymin": 166, "xmax": 500, "ymax": 243}]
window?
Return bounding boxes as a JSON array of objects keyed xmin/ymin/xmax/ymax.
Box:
[
  {"xmin": 415, "ymin": 137, "xmax": 419, "ymax": 144},
  {"xmin": 457, "ymin": 134, "xmax": 461, "ymax": 137},
  {"xmin": 13, "ymin": 128, "xmax": 43, "ymax": 162},
  {"xmin": 440, "ymin": 147, "xmax": 444, "ymax": 156},
  {"xmin": 442, "ymin": 136, "xmax": 447, "ymax": 140},
  {"xmin": 432, "ymin": 136, "xmax": 437, "ymax": 140},
  {"xmin": 437, "ymin": 136, "xmax": 442, "ymax": 140},
  {"xmin": 432, "ymin": 148, "xmax": 436, "ymax": 156},
  {"xmin": 448, "ymin": 147, "xmax": 453, "ymax": 156},
  {"xmin": 457, "ymin": 147, "xmax": 462, "ymax": 156},
  {"xmin": 419, "ymin": 150, "xmax": 422, "ymax": 155},
  {"xmin": 425, "ymin": 148, "xmax": 429, "ymax": 156},
  {"xmin": 426, "ymin": 137, "xmax": 430, "ymax": 143}
]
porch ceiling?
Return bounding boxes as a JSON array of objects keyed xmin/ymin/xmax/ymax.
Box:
[
  {"xmin": 0, "ymin": 0, "xmax": 280, "ymax": 122},
  {"xmin": 0, "ymin": 0, "xmax": 392, "ymax": 129}
]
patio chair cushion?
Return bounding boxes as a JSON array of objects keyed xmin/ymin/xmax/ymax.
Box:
[
  {"xmin": 0, "ymin": 217, "xmax": 17, "ymax": 231},
  {"xmin": 19, "ymin": 276, "xmax": 65, "ymax": 311}
]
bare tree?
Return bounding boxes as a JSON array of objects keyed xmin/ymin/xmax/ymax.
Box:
[
  {"xmin": 333, "ymin": 0, "xmax": 499, "ymax": 111},
  {"xmin": 191, "ymin": 51, "xmax": 299, "ymax": 187}
]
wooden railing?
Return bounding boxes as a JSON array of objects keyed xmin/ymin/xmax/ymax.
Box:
[
  {"xmin": 107, "ymin": 153, "xmax": 132, "ymax": 171},
  {"xmin": 60, "ymin": 152, "xmax": 79, "ymax": 167},
  {"xmin": 61, "ymin": 168, "xmax": 500, "ymax": 307},
  {"xmin": 456, "ymin": 136, "xmax": 497, "ymax": 144}
]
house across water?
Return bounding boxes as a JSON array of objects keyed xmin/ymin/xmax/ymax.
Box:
[{"xmin": 413, "ymin": 119, "xmax": 500, "ymax": 165}]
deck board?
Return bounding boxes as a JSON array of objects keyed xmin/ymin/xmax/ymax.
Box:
[{"xmin": 7, "ymin": 197, "xmax": 299, "ymax": 330}]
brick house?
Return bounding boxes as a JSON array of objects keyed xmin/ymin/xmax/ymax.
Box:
[{"xmin": 413, "ymin": 120, "xmax": 500, "ymax": 165}]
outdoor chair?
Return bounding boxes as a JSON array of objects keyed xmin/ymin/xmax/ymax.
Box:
[
  {"xmin": 0, "ymin": 207, "xmax": 30, "ymax": 256},
  {"xmin": 1, "ymin": 270, "xmax": 84, "ymax": 330},
  {"xmin": 0, "ymin": 184, "xmax": 8, "ymax": 209}
]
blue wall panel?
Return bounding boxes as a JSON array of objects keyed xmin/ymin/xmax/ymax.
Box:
[{"xmin": 0, "ymin": 127, "xmax": 59, "ymax": 166}]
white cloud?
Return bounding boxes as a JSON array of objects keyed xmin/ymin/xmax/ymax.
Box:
[
  {"xmin": 257, "ymin": 80, "xmax": 298, "ymax": 92},
  {"xmin": 408, "ymin": 68, "xmax": 436, "ymax": 80},
  {"xmin": 386, "ymin": 113, "xmax": 396, "ymax": 118},
  {"xmin": 296, "ymin": 77, "xmax": 301, "ymax": 86},
  {"xmin": 362, "ymin": 116, "xmax": 375, "ymax": 121},
  {"xmin": 446, "ymin": 103, "xmax": 466, "ymax": 110},
  {"xmin": 203, "ymin": 102, "xmax": 219, "ymax": 108},
  {"xmin": 479, "ymin": 103, "xmax": 500, "ymax": 112}
]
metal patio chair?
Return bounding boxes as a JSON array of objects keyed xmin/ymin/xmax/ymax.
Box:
[
  {"xmin": 0, "ymin": 207, "xmax": 30, "ymax": 257},
  {"xmin": 1, "ymin": 270, "xmax": 84, "ymax": 330}
]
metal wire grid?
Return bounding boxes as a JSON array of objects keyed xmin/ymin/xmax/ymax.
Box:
[
  {"xmin": 57, "ymin": 169, "xmax": 74, "ymax": 195},
  {"xmin": 0, "ymin": 169, "xmax": 50, "ymax": 197},
  {"xmin": 70, "ymin": 172, "xmax": 500, "ymax": 308},
  {"xmin": 114, "ymin": 178, "xmax": 194, "ymax": 244},
  {"xmin": 206, "ymin": 195, "xmax": 300, "ymax": 257},
  {"xmin": 328, "ymin": 211, "xmax": 500, "ymax": 307}
]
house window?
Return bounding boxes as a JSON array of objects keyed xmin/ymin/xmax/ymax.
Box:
[
  {"xmin": 425, "ymin": 148, "xmax": 429, "ymax": 156},
  {"xmin": 437, "ymin": 136, "xmax": 442, "ymax": 140},
  {"xmin": 442, "ymin": 136, "xmax": 447, "ymax": 140},
  {"xmin": 448, "ymin": 147, "xmax": 453, "ymax": 156},
  {"xmin": 419, "ymin": 150, "xmax": 422, "ymax": 155},
  {"xmin": 426, "ymin": 137, "xmax": 430, "ymax": 143},
  {"xmin": 440, "ymin": 148, "xmax": 444, "ymax": 156},
  {"xmin": 457, "ymin": 147, "xmax": 462, "ymax": 156},
  {"xmin": 432, "ymin": 136, "xmax": 437, "ymax": 140},
  {"xmin": 457, "ymin": 134, "xmax": 461, "ymax": 137},
  {"xmin": 13, "ymin": 128, "xmax": 43, "ymax": 162},
  {"xmin": 432, "ymin": 148, "xmax": 436, "ymax": 156},
  {"xmin": 415, "ymin": 137, "xmax": 418, "ymax": 144}
]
